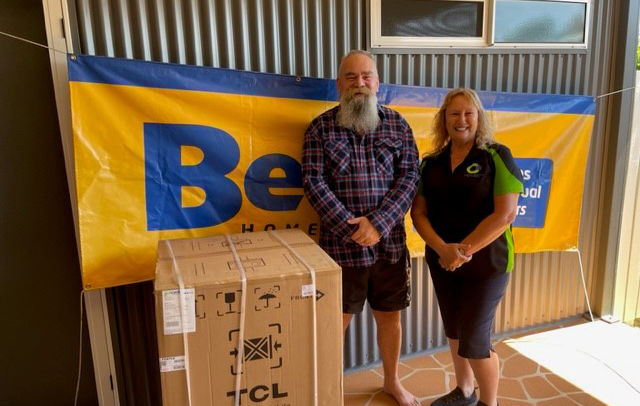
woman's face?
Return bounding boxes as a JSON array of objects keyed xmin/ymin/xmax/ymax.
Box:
[{"xmin": 445, "ymin": 95, "xmax": 479, "ymax": 144}]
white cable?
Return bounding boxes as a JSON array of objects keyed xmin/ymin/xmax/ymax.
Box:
[
  {"xmin": 225, "ymin": 235, "xmax": 248, "ymax": 406},
  {"xmin": 268, "ymin": 230, "xmax": 319, "ymax": 406},
  {"xmin": 0, "ymin": 30, "xmax": 59, "ymax": 51},
  {"xmin": 595, "ymin": 86, "xmax": 636, "ymax": 99},
  {"xmin": 164, "ymin": 240, "xmax": 193, "ymax": 406},
  {"xmin": 576, "ymin": 250, "xmax": 595, "ymax": 322},
  {"xmin": 74, "ymin": 290, "xmax": 85, "ymax": 406}
]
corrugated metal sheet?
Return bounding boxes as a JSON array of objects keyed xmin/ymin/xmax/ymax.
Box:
[
  {"xmin": 71, "ymin": 0, "xmax": 619, "ymax": 374},
  {"xmin": 73, "ymin": 0, "xmax": 366, "ymax": 77},
  {"xmin": 377, "ymin": 53, "xmax": 589, "ymax": 93}
]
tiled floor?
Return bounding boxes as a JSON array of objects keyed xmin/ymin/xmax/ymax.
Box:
[{"xmin": 344, "ymin": 321, "xmax": 640, "ymax": 406}]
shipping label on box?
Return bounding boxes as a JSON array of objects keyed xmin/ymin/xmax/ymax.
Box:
[{"xmin": 154, "ymin": 229, "xmax": 343, "ymax": 406}]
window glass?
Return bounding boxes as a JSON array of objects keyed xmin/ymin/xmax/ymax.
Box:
[
  {"xmin": 495, "ymin": 1, "xmax": 586, "ymax": 43},
  {"xmin": 380, "ymin": 0, "xmax": 483, "ymax": 37}
]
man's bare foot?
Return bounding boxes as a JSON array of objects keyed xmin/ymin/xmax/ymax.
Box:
[{"xmin": 383, "ymin": 380, "xmax": 419, "ymax": 406}]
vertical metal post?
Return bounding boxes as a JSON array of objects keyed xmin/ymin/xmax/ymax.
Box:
[{"xmin": 42, "ymin": 1, "xmax": 119, "ymax": 405}]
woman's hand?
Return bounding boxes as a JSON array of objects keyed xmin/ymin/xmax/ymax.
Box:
[
  {"xmin": 437, "ymin": 243, "xmax": 472, "ymax": 271},
  {"xmin": 411, "ymin": 195, "xmax": 471, "ymax": 271}
]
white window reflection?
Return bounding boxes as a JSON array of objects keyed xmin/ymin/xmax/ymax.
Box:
[
  {"xmin": 495, "ymin": 1, "xmax": 586, "ymax": 43},
  {"xmin": 381, "ymin": 0, "xmax": 483, "ymax": 38}
]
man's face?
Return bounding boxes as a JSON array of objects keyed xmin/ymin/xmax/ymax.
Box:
[{"xmin": 337, "ymin": 54, "xmax": 380, "ymax": 100}]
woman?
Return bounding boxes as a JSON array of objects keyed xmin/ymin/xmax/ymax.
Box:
[{"xmin": 411, "ymin": 88, "xmax": 523, "ymax": 406}]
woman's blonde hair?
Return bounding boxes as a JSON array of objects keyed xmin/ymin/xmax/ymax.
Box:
[{"xmin": 431, "ymin": 88, "xmax": 494, "ymax": 154}]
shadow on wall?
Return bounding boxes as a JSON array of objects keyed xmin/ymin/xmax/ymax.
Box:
[{"xmin": 0, "ymin": 1, "xmax": 97, "ymax": 405}]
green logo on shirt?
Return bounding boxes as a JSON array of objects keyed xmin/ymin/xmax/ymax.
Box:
[{"xmin": 466, "ymin": 163, "xmax": 481, "ymax": 174}]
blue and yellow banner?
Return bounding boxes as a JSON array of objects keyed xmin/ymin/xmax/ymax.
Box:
[{"xmin": 69, "ymin": 55, "xmax": 595, "ymax": 289}]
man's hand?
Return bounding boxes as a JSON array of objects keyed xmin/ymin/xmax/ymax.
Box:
[
  {"xmin": 437, "ymin": 243, "xmax": 472, "ymax": 271},
  {"xmin": 347, "ymin": 217, "xmax": 381, "ymax": 247}
]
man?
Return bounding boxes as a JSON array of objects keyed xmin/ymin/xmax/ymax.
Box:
[{"xmin": 302, "ymin": 50, "xmax": 419, "ymax": 406}]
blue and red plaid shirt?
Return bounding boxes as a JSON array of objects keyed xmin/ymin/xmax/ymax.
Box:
[{"xmin": 302, "ymin": 104, "xmax": 419, "ymax": 268}]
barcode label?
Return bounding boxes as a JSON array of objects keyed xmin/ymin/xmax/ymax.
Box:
[
  {"xmin": 162, "ymin": 289, "xmax": 196, "ymax": 335},
  {"xmin": 160, "ymin": 356, "xmax": 185, "ymax": 372},
  {"xmin": 301, "ymin": 284, "xmax": 315, "ymax": 297}
]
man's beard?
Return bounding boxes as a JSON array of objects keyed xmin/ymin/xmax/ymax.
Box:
[{"xmin": 337, "ymin": 88, "xmax": 380, "ymax": 134}]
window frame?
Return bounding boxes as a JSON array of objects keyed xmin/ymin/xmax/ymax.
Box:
[{"xmin": 370, "ymin": 0, "xmax": 591, "ymax": 50}]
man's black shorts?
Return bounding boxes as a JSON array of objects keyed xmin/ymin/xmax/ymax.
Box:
[{"xmin": 342, "ymin": 250, "xmax": 411, "ymax": 314}]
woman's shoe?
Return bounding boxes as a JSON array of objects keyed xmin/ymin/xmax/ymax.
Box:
[{"xmin": 430, "ymin": 387, "xmax": 478, "ymax": 406}]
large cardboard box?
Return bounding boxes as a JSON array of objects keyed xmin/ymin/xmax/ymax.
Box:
[{"xmin": 154, "ymin": 229, "xmax": 343, "ymax": 406}]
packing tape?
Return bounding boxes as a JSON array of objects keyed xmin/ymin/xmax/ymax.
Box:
[
  {"xmin": 225, "ymin": 234, "xmax": 248, "ymax": 406},
  {"xmin": 163, "ymin": 240, "xmax": 193, "ymax": 406},
  {"xmin": 268, "ymin": 230, "xmax": 319, "ymax": 406}
]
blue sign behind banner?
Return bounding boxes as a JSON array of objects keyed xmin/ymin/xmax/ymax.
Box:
[{"xmin": 513, "ymin": 158, "xmax": 553, "ymax": 227}]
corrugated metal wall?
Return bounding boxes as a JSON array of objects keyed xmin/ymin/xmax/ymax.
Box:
[
  {"xmin": 70, "ymin": 0, "xmax": 620, "ymax": 375},
  {"xmin": 377, "ymin": 53, "xmax": 589, "ymax": 92},
  {"xmin": 73, "ymin": 0, "xmax": 366, "ymax": 77}
]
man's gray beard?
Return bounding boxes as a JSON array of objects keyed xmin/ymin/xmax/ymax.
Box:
[{"xmin": 337, "ymin": 93, "xmax": 380, "ymax": 134}]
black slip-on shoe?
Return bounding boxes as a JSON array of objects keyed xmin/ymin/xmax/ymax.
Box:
[
  {"xmin": 476, "ymin": 401, "xmax": 499, "ymax": 406},
  {"xmin": 430, "ymin": 387, "xmax": 478, "ymax": 406}
]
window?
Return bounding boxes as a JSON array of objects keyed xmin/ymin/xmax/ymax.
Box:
[
  {"xmin": 494, "ymin": 1, "xmax": 587, "ymax": 44},
  {"xmin": 371, "ymin": 0, "xmax": 590, "ymax": 49}
]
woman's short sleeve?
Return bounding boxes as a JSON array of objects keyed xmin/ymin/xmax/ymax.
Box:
[{"xmin": 488, "ymin": 144, "xmax": 524, "ymax": 195}]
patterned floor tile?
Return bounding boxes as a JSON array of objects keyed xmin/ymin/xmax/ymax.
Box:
[
  {"xmin": 545, "ymin": 374, "xmax": 582, "ymax": 394},
  {"xmin": 537, "ymin": 396, "xmax": 582, "ymax": 406},
  {"xmin": 400, "ymin": 369, "xmax": 447, "ymax": 399},
  {"xmin": 500, "ymin": 399, "xmax": 534, "ymax": 406},
  {"xmin": 369, "ymin": 390, "xmax": 404, "ymax": 406},
  {"xmin": 522, "ymin": 376, "xmax": 561, "ymax": 399},
  {"xmin": 432, "ymin": 350, "xmax": 452, "ymax": 367},
  {"xmin": 502, "ymin": 354, "xmax": 541, "ymax": 378},
  {"xmin": 402, "ymin": 355, "xmax": 441, "ymax": 370},
  {"xmin": 344, "ymin": 393, "xmax": 373, "ymax": 406},
  {"xmin": 566, "ymin": 392, "xmax": 609, "ymax": 406},
  {"xmin": 373, "ymin": 362, "xmax": 417, "ymax": 379},
  {"xmin": 498, "ymin": 378, "xmax": 528, "ymax": 400},
  {"xmin": 345, "ymin": 369, "xmax": 384, "ymax": 394}
]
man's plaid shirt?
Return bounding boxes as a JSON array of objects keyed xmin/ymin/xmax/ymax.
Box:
[{"xmin": 302, "ymin": 104, "xmax": 419, "ymax": 268}]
